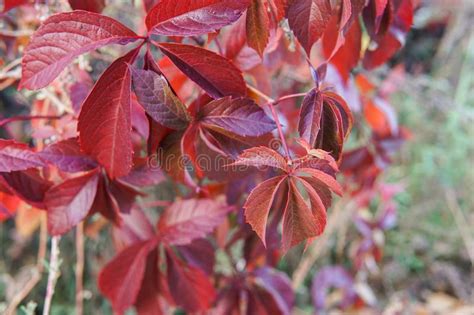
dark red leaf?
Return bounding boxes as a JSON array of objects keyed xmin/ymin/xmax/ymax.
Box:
[
  {"xmin": 45, "ymin": 168, "xmax": 100, "ymax": 235},
  {"xmin": 78, "ymin": 52, "xmax": 135, "ymax": 179},
  {"xmin": 39, "ymin": 138, "xmax": 97, "ymax": 173},
  {"xmin": 158, "ymin": 42, "xmax": 247, "ymax": 99},
  {"xmin": 146, "ymin": 0, "xmax": 250, "ymax": 36},
  {"xmin": 20, "ymin": 11, "xmax": 140, "ymax": 89},
  {"xmin": 246, "ymin": 0, "xmax": 270, "ymax": 56},
  {"xmin": 131, "ymin": 68, "xmax": 190, "ymax": 130},
  {"xmin": 232, "ymin": 146, "xmax": 288, "ymax": 172},
  {"xmin": 165, "ymin": 251, "xmax": 216, "ymax": 312},
  {"xmin": 286, "ymin": 0, "xmax": 333, "ymax": 54},
  {"xmin": 281, "ymin": 178, "xmax": 320, "ymax": 251},
  {"xmin": 0, "ymin": 139, "xmax": 46, "ymax": 172},
  {"xmin": 297, "ymin": 89, "xmax": 323, "ymax": 147},
  {"xmin": 68, "ymin": 0, "xmax": 105, "ymax": 13},
  {"xmin": 243, "ymin": 175, "xmax": 286, "ymax": 246},
  {"xmin": 199, "ymin": 97, "xmax": 276, "ymax": 137},
  {"xmin": 98, "ymin": 239, "xmax": 158, "ymax": 314},
  {"xmin": 158, "ymin": 198, "xmax": 230, "ymax": 245},
  {"xmin": 0, "ymin": 169, "xmax": 52, "ymax": 209}
]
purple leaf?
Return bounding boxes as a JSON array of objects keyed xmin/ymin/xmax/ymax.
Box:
[
  {"xmin": 131, "ymin": 68, "xmax": 190, "ymax": 130},
  {"xmin": 0, "ymin": 139, "xmax": 46, "ymax": 172},
  {"xmin": 200, "ymin": 97, "xmax": 276, "ymax": 137},
  {"xmin": 39, "ymin": 138, "xmax": 97, "ymax": 173}
]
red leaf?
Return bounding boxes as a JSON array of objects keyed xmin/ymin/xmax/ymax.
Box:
[
  {"xmin": 238, "ymin": 147, "xmax": 343, "ymax": 250},
  {"xmin": 246, "ymin": 0, "xmax": 270, "ymax": 56},
  {"xmin": 243, "ymin": 175, "xmax": 286, "ymax": 246},
  {"xmin": 131, "ymin": 68, "xmax": 190, "ymax": 130},
  {"xmin": 297, "ymin": 89, "xmax": 323, "ymax": 147},
  {"xmin": 295, "ymin": 167, "xmax": 342, "ymax": 196},
  {"xmin": 98, "ymin": 239, "xmax": 158, "ymax": 314},
  {"xmin": 67, "ymin": 0, "xmax": 105, "ymax": 12},
  {"xmin": 3, "ymin": 0, "xmax": 30, "ymax": 12},
  {"xmin": 78, "ymin": 52, "xmax": 135, "ymax": 179},
  {"xmin": 158, "ymin": 198, "xmax": 230, "ymax": 245},
  {"xmin": 281, "ymin": 178, "xmax": 320, "ymax": 251},
  {"xmin": 20, "ymin": 11, "xmax": 140, "ymax": 89},
  {"xmin": 166, "ymin": 251, "xmax": 216, "ymax": 312},
  {"xmin": 199, "ymin": 97, "xmax": 276, "ymax": 137},
  {"xmin": 0, "ymin": 170, "xmax": 52, "ymax": 209},
  {"xmin": 0, "ymin": 139, "xmax": 45, "ymax": 172},
  {"xmin": 39, "ymin": 138, "xmax": 97, "ymax": 173},
  {"xmin": 45, "ymin": 168, "xmax": 100, "ymax": 235},
  {"xmin": 158, "ymin": 42, "xmax": 247, "ymax": 99},
  {"xmin": 232, "ymin": 146, "xmax": 288, "ymax": 172},
  {"xmin": 287, "ymin": 0, "xmax": 333, "ymax": 54},
  {"xmin": 146, "ymin": 0, "xmax": 250, "ymax": 36}
]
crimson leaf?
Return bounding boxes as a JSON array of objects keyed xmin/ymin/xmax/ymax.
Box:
[
  {"xmin": 78, "ymin": 52, "xmax": 135, "ymax": 179},
  {"xmin": 146, "ymin": 0, "xmax": 250, "ymax": 36},
  {"xmin": 166, "ymin": 251, "xmax": 216, "ymax": 312},
  {"xmin": 98, "ymin": 239, "xmax": 158, "ymax": 314},
  {"xmin": 45, "ymin": 168, "xmax": 100, "ymax": 235},
  {"xmin": 287, "ymin": 0, "xmax": 333, "ymax": 54},
  {"xmin": 158, "ymin": 42, "xmax": 247, "ymax": 99},
  {"xmin": 158, "ymin": 198, "xmax": 230, "ymax": 245},
  {"xmin": 20, "ymin": 11, "xmax": 140, "ymax": 90}
]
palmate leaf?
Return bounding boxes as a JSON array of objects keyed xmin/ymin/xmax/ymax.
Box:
[
  {"xmin": 20, "ymin": 11, "xmax": 141, "ymax": 89},
  {"xmin": 146, "ymin": 0, "xmax": 250, "ymax": 36},
  {"xmin": 235, "ymin": 147, "xmax": 342, "ymax": 252}
]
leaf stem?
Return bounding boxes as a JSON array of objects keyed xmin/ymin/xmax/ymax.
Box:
[
  {"xmin": 267, "ymin": 102, "xmax": 291, "ymax": 159},
  {"xmin": 0, "ymin": 115, "xmax": 64, "ymax": 127},
  {"xmin": 43, "ymin": 236, "xmax": 61, "ymax": 315}
]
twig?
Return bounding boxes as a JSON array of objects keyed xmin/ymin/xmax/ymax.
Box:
[
  {"xmin": 444, "ymin": 189, "xmax": 474, "ymax": 265},
  {"xmin": 43, "ymin": 236, "xmax": 61, "ymax": 315},
  {"xmin": 0, "ymin": 115, "xmax": 63, "ymax": 127},
  {"xmin": 267, "ymin": 101, "xmax": 291, "ymax": 159},
  {"xmin": 5, "ymin": 214, "xmax": 48, "ymax": 315},
  {"xmin": 75, "ymin": 223, "xmax": 84, "ymax": 315}
]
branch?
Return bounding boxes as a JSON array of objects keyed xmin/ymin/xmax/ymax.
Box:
[{"xmin": 43, "ymin": 236, "xmax": 61, "ymax": 315}]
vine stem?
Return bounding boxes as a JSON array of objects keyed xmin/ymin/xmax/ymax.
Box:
[
  {"xmin": 247, "ymin": 85, "xmax": 306, "ymax": 159},
  {"xmin": 43, "ymin": 236, "xmax": 61, "ymax": 315},
  {"xmin": 267, "ymin": 101, "xmax": 291, "ymax": 159},
  {"xmin": 0, "ymin": 115, "xmax": 63, "ymax": 127}
]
